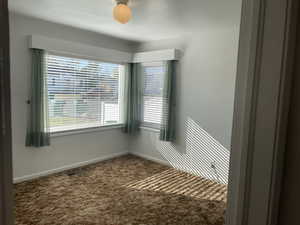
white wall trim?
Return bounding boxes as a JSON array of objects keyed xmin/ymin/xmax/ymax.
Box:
[
  {"xmin": 14, "ymin": 151, "xmax": 170, "ymax": 184},
  {"xmin": 29, "ymin": 35, "xmax": 133, "ymax": 63},
  {"xmin": 13, "ymin": 151, "xmax": 129, "ymax": 184},
  {"xmin": 51, "ymin": 124, "xmax": 124, "ymax": 138},
  {"xmin": 130, "ymin": 152, "xmax": 170, "ymax": 166},
  {"xmin": 132, "ymin": 49, "xmax": 180, "ymax": 63},
  {"xmin": 29, "ymin": 35, "xmax": 180, "ymax": 64},
  {"xmin": 139, "ymin": 126, "xmax": 160, "ymax": 133}
]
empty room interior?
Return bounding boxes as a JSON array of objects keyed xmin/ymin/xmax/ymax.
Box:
[{"xmin": 9, "ymin": 0, "xmax": 242, "ymax": 224}]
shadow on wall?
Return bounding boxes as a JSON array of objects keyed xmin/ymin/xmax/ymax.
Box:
[{"xmin": 156, "ymin": 117, "xmax": 230, "ymax": 184}]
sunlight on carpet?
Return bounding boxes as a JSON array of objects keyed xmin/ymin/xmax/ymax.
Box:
[{"xmin": 124, "ymin": 168, "xmax": 227, "ymax": 202}]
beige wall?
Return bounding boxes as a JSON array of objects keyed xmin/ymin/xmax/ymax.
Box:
[
  {"xmin": 130, "ymin": 27, "xmax": 240, "ymax": 184},
  {"xmin": 9, "ymin": 13, "xmax": 134, "ymax": 180}
]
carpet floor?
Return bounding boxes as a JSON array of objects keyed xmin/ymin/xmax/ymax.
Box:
[{"xmin": 14, "ymin": 155, "xmax": 227, "ymax": 225}]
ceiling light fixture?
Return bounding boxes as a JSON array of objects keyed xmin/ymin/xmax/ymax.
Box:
[{"xmin": 113, "ymin": 0, "xmax": 132, "ymax": 24}]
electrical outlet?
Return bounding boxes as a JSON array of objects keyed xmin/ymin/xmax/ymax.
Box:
[
  {"xmin": 210, "ymin": 161, "xmax": 221, "ymax": 183},
  {"xmin": 210, "ymin": 161, "xmax": 216, "ymax": 169}
]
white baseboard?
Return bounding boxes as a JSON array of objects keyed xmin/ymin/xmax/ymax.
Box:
[
  {"xmin": 130, "ymin": 152, "xmax": 170, "ymax": 166},
  {"xmin": 14, "ymin": 151, "xmax": 129, "ymax": 184}
]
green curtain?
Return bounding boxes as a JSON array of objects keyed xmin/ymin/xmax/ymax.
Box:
[
  {"xmin": 26, "ymin": 48, "xmax": 50, "ymax": 147},
  {"xmin": 160, "ymin": 60, "xmax": 176, "ymax": 142},
  {"xmin": 123, "ymin": 63, "xmax": 142, "ymax": 133}
]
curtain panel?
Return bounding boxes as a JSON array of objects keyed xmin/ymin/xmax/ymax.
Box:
[
  {"xmin": 160, "ymin": 60, "xmax": 176, "ymax": 142},
  {"xmin": 26, "ymin": 48, "xmax": 50, "ymax": 147},
  {"xmin": 123, "ymin": 63, "xmax": 142, "ymax": 133}
]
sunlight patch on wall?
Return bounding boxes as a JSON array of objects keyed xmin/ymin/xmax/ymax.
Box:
[{"xmin": 155, "ymin": 117, "xmax": 230, "ymax": 184}]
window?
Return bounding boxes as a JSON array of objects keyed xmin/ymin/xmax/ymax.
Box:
[
  {"xmin": 141, "ymin": 62, "xmax": 166, "ymax": 128},
  {"xmin": 46, "ymin": 53, "xmax": 125, "ymax": 133}
]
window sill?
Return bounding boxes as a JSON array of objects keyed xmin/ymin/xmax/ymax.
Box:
[
  {"xmin": 51, "ymin": 124, "xmax": 124, "ymax": 137},
  {"xmin": 140, "ymin": 126, "xmax": 160, "ymax": 133}
]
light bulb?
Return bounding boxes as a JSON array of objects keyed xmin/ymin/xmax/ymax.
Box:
[{"xmin": 113, "ymin": 3, "xmax": 132, "ymax": 24}]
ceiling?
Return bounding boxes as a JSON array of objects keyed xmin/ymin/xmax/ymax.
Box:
[{"xmin": 9, "ymin": 0, "xmax": 242, "ymax": 42}]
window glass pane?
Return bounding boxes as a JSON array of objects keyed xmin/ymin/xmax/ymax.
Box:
[
  {"xmin": 46, "ymin": 54, "xmax": 124, "ymax": 132},
  {"xmin": 142, "ymin": 63, "xmax": 165, "ymax": 126}
]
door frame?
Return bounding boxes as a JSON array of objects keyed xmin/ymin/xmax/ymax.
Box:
[
  {"xmin": 0, "ymin": 0, "xmax": 14, "ymax": 224},
  {"xmin": 0, "ymin": 0, "xmax": 299, "ymax": 225},
  {"xmin": 226, "ymin": 0, "xmax": 298, "ymax": 225}
]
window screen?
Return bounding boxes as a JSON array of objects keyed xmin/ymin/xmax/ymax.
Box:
[
  {"xmin": 142, "ymin": 62, "xmax": 166, "ymax": 128},
  {"xmin": 46, "ymin": 53, "xmax": 124, "ymax": 133}
]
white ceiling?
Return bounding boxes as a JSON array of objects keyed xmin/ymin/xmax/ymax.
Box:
[{"xmin": 9, "ymin": 0, "xmax": 242, "ymax": 42}]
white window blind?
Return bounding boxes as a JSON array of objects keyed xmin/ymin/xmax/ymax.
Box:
[
  {"xmin": 46, "ymin": 53, "xmax": 124, "ymax": 133},
  {"xmin": 142, "ymin": 62, "xmax": 166, "ymax": 128}
]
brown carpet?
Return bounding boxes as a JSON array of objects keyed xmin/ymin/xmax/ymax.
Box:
[{"xmin": 14, "ymin": 155, "xmax": 227, "ymax": 225}]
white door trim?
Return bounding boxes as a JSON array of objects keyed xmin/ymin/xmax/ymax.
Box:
[{"xmin": 226, "ymin": 0, "xmax": 298, "ymax": 225}]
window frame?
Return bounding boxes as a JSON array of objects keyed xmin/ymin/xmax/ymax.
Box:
[
  {"xmin": 140, "ymin": 61, "xmax": 166, "ymax": 130},
  {"xmin": 45, "ymin": 51, "xmax": 126, "ymax": 135}
]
